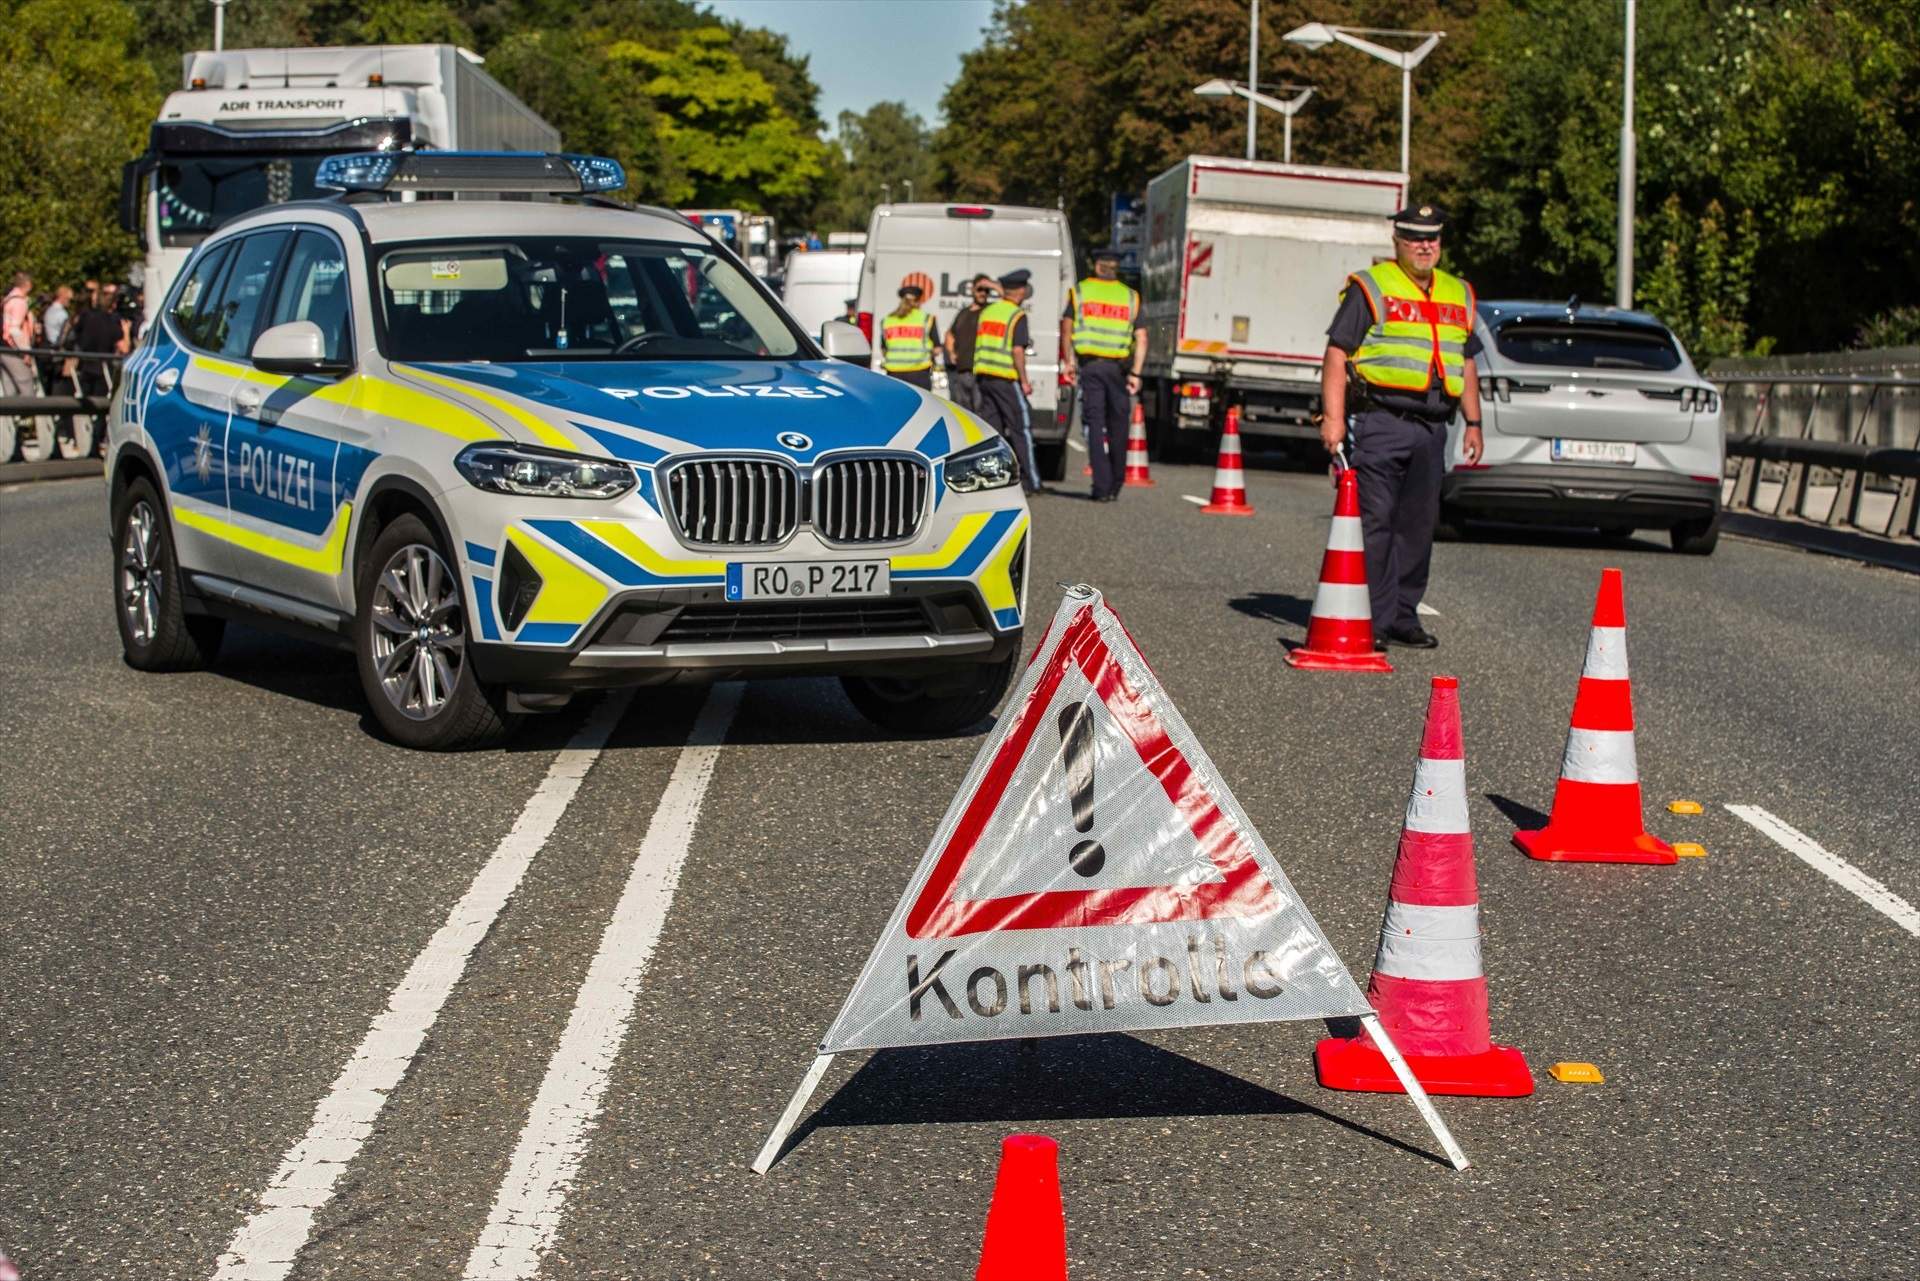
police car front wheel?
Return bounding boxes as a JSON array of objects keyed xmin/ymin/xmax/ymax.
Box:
[
  {"xmin": 839, "ymin": 652, "xmax": 1018, "ymax": 736},
  {"xmin": 114, "ymin": 478, "xmax": 225, "ymax": 671},
  {"xmin": 354, "ymin": 514, "xmax": 514, "ymax": 751}
]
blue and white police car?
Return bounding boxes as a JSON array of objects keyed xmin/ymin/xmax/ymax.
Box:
[{"xmin": 107, "ymin": 153, "xmax": 1029, "ymax": 749}]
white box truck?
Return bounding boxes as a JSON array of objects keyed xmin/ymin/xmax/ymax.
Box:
[
  {"xmin": 120, "ymin": 45, "xmax": 559, "ymax": 324},
  {"xmin": 858, "ymin": 202, "xmax": 1076, "ymax": 481},
  {"xmin": 1141, "ymin": 156, "xmax": 1405, "ymax": 458}
]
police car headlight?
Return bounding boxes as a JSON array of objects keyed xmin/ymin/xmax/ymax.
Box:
[
  {"xmin": 456, "ymin": 443, "xmax": 636, "ymax": 500},
  {"xmin": 945, "ymin": 436, "xmax": 1017, "ymax": 493}
]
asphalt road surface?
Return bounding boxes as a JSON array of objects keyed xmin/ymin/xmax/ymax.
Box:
[{"xmin": 3, "ymin": 461, "xmax": 1916, "ymax": 1280}]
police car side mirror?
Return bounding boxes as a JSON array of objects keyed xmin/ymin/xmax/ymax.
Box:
[
  {"xmin": 819, "ymin": 320, "xmax": 871, "ymax": 363},
  {"xmin": 252, "ymin": 321, "xmax": 349, "ymax": 375}
]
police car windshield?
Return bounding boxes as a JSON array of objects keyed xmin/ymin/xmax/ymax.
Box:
[{"xmin": 377, "ymin": 237, "xmax": 802, "ymax": 362}]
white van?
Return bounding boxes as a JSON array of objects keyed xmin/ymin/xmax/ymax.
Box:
[
  {"xmin": 781, "ymin": 248, "xmax": 865, "ymax": 339},
  {"xmin": 858, "ymin": 202, "xmax": 1075, "ymax": 481}
]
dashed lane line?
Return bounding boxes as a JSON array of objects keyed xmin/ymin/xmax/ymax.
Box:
[
  {"xmin": 1726, "ymin": 804, "xmax": 1920, "ymax": 938},
  {"xmin": 1417, "ymin": 602, "xmax": 1441, "ymax": 617},
  {"xmin": 211, "ymin": 692, "xmax": 633, "ymax": 1281},
  {"xmin": 463, "ymin": 682, "xmax": 743, "ymax": 1281},
  {"xmin": 1067, "ymin": 436, "xmax": 1087, "ymax": 453},
  {"xmin": 1181, "ymin": 494, "xmax": 1206, "ymax": 505}
]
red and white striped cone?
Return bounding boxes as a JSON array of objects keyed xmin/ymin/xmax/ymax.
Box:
[
  {"xmin": 1286, "ymin": 465, "xmax": 1392, "ymax": 672},
  {"xmin": 1123, "ymin": 401, "xmax": 1154, "ymax": 487},
  {"xmin": 1199, "ymin": 406, "xmax": 1254, "ymax": 515},
  {"xmin": 1514, "ymin": 568, "xmax": 1675, "ymax": 864},
  {"xmin": 1317, "ymin": 677, "xmax": 1534, "ymax": 1097}
]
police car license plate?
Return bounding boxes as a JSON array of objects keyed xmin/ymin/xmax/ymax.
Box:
[
  {"xmin": 726, "ymin": 560, "xmax": 890, "ymax": 602},
  {"xmin": 1552, "ymin": 438, "xmax": 1636, "ymax": 464}
]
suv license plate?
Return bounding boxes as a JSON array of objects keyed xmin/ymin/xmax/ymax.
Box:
[
  {"xmin": 1552, "ymin": 438, "xmax": 1636, "ymax": 464},
  {"xmin": 726, "ymin": 560, "xmax": 890, "ymax": 602}
]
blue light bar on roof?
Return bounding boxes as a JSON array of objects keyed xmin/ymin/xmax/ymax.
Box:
[{"xmin": 315, "ymin": 151, "xmax": 627, "ymax": 195}]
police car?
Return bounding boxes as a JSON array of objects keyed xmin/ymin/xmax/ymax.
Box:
[{"xmin": 107, "ymin": 153, "xmax": 1030, "ymax": 749}]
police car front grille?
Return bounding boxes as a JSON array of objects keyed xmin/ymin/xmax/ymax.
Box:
[
  {"xmin": 664, "ymin": 459, "xmax": 800, "ymax": 547},
  {"xmin": 661, "ymin": 599, "xmax": 931, "ymax": 644},
  {"xmin": 812, "ymin": 456, "xmax": 929, "ymax": 544}
]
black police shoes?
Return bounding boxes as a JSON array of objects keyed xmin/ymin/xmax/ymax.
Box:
[{"xmin": 1383, "ymin": 625, "xmax": 1439, "ymax": 649}]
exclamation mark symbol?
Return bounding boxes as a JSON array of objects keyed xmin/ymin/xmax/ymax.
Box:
[{"xmin": 1059, "ymin": 703, "xmax": 1105, "ymax": 877}]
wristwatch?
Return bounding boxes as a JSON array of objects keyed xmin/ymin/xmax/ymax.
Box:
[{"xmin": 1463, "ymin": 418, "xmax": 1482, "ymax": 428}]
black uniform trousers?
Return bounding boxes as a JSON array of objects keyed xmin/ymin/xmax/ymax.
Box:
[
  {"xmin": 1350, "ymin": 406, "xmax": 1449, "ymax": 637},
  {"xmin": 1078, "ymin": 357, "xmax": 1131, "ymax": 499},
  {"xmin": 973, "ymin": 375, "xmax": 1042, "ymax": 493},
  {"xmin": 887, "ymin": 367, "xmax": 933, "ymax": 390}
]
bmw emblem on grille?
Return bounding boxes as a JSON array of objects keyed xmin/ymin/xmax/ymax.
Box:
[{"xmin": 777, "ymin": 431, "xmax": 812, "ymax": 452}]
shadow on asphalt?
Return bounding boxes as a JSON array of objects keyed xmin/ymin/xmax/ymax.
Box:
[
  {"xmin": 1227, "ymin": 592, "xmax": 1314, "ymax": 630},
  {"xmin": 1444, "ymin": 521, "xmax": 1669, "ymax": 554},
  {"xmin": 1485, "ymin": 793, "xmax": 1550, "ymax": 831},
  {"xmin": 778, "ymin": 1033, "xmax": 1450, "ymax": 1169}
]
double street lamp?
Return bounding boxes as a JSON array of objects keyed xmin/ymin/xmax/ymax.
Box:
[
  {"xmin": 1282, "ymin": 22, "xmax": 1443, "ymax": 178},
  {"xmin": 1193, "ymin": 79, "xmax": 1316, "ymax": 164}
]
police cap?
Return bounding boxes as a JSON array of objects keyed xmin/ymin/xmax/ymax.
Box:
[
  {"xmin": 996, "ymin": 268, "xmax": 1032, "ymax": 290},
  {"xmin": 897, "ymin": 282, "xmax": 923, "ymax": 299},
  {"xmin": 1091, "ymin": 246, "xmax": 1121, "ymax": 263},
  {"xmin": 1390, "ymin": 202, "xmax": 1450, "ymax": 237}
]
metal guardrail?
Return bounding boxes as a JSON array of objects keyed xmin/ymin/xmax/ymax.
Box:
[
  {"xmin": 1, "ymin": 346, "xmax": 123, "ymax": 414},
  {"xmin": 1709, "ymin": 372, "xmax": 1918, "ymax": 542}
]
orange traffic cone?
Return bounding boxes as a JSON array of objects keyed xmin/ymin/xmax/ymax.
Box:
[
  {"xmin": 1514, "ymin": 568, "xmax": 1675, "ymax": 864},
  {"xmin": 1317, "ymin": 677, "xmax": 1534, "ymax": 1097},
  {"xmin": 976, "ymin": 1135, "xmax": 1068, "ymax": 1281},
  {"xmin": 1199, "ymin": 407, "xmax": 1254, "ymax": 515},
  {"xmin": 1286, "ymin": 465, "xmax": 1392, "ymax": 672},
  {"xmin": 1123, "ymin": 401, "xmax": 1154, "ymax": 487}
]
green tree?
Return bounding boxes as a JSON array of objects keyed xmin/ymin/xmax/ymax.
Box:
[
  {"xmin": 0, "ymin": 0, "xmax": 159, "ymax": 283},
  {"xmin": 814, "ymin": 101, "xmax": 939, "ymax": 233}
]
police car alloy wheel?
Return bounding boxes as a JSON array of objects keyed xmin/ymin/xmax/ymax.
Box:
[
  {"xmin": 113, "ymin": 477, "xmax": 225, "ymax": 671},
  {"xmin": 354, "ymin": 514, "xmax": 512, "ymax": 751}
]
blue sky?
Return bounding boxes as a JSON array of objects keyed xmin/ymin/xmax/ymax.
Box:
[{"xmin": 705, "ymin": 0, "xmax": 998, "ymax": 129}]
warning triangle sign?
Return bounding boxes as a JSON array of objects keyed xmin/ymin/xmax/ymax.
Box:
[{"xmin": 819, "ymin": 586, "xmax": 1371, "ymax": 1056}]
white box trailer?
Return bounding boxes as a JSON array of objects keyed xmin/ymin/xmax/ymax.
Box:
[
  {"xmin": 121, "ymin": 45, "xmax": 559, "ymax": 324},
  {"xmin": 1141, "ymin": 156, "xmax": 1404, "ymax": 456}
]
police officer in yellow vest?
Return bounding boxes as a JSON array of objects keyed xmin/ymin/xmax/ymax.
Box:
[
  {"xmin": 971, "ymin": 268, "xmax": 1043, "ymax": 495},
  {"xmin": 1063, "ymin": 248, "xmax": 1146, "ymax": 502},
  {"xmin": 1320, "ymin": 203, "xmax": 1485, "ymax": 649},
  {"xmin": 879, "ymin": 282, "xmax": 940, "ymax": 390}
]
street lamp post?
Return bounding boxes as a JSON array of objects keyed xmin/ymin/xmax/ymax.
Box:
[
  {"xmin": 1617, "ymin": 0, "xmax": 1637, "ymax": 308},
  {"xmin": 1283, "ymin": 22, "xmax": 1443, "ymax": 177},
  {"xmin": 1194, "ymin": 79, "xmax": 1316, "ymax": 164},
  {"xmin": 1247, "ymin": 0, "xmax": 1260, "ymax": 161}
]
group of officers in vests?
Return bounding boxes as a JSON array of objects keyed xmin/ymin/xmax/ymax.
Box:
[
  {"xmin": 875, "ymin": 248, "xmax": 1146, "ymax": 501},
  {"xmin": 873, "ymin": 200, "xmax": 1477, "ymax": 648}
]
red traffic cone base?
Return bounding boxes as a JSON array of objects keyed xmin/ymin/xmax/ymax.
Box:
[
  {"xmin": 1316, "ymin": 677, "xmax": 1532, "ymax": 1098},
  {"xmin": 1514, "ymin": 568, "xmax": 1674, "ymax": 865},
  {"xmin": 976, "ymin": 1134, "xmax": 1067, "ymax": 1281},
  {"xmin": 1287, "ymin": 467, "xmax": 1391, "ymax": 672},
  {"xmin": 1315, "ymin": 1035, "xmax": 1534, "ymax": 1097}
]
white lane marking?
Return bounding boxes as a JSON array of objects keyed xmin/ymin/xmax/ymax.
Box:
[
  {"xmin": 213, "ymin": 693, "xmax": 633, "ymax": 1281},
  {"xmin": 1417, "ymin": 602, "xmax": 1441, "ymax": 617},
  {"xmin": 1181, "ymin": 494, "xmax": 1206, "ymax": 506},
  {"xmin": 1726, "ymin": 804, "xmax": 1920, "ymax": 939},
  {"xmin": 463, "ymin": 682, "xmax": 743, "ymax": 1280},
  {"xmin": 1067, "ymin": 436, "xmax": 1087, "ymax": 453}
]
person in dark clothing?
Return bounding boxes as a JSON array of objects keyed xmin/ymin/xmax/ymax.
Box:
[{"xmin": 943, "ymin": 273, "xmax": 996, "ymax": 413}]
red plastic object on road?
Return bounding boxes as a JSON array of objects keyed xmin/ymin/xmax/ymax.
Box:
[
  {"xmin": 976, "ymin": 1134, "xmax": 1068, "ymax": 1281},
  {"xmin": 1285, "ymin": 465, "xmax": 1392, "ymax": 672},
  {"xmin": 1514, "ymin": 568, "xmax": 1676, "ymax": 865},
  {"xmin": 1123, "ymin": 401, "xmax": 1155, "ymax": 487},
  {"xmin": 1317, "ymin": 677, "xmax": 1534, "ymax": 1096},
  {"xmin": 1199, "ymin": 406, "xmax": 1254, "ymax": 515}
]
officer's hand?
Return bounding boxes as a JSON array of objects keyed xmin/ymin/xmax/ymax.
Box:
[
  {"xmin": 1319, "ymin": 416, "xmax": 1345, "ymax": 457},
  {"xmin": 1463, "ymin": 426, "xmax": 1484, "ymax": 465},
  {"xmin": 1020, "ymin": 378, "xmax": 1033, "ymax": 397},
  {"xmin": 1125, "ymin": 373, "xmax": 1141, "ymax": 394}
]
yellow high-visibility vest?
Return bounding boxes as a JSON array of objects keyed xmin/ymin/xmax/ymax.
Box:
[
  {"xmin": 1344, "ymin": 262, "xmax": 1475, "ymax": 397},
  {"xmin": 973, "ymin": 299, "xmax": 1023, "ymax": 380},
  {"xmin": 881, "ymin": 308, "xmax": 933, "ymax": 372},
  {"xmin": 1070, "ymin": 277, "xmax": 1136, "ymax": 359}
]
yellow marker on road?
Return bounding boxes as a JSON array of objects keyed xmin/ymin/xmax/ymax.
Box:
[
  {"xmin": 1668, "ymin": 800, "xmax": 1704, "ymax": 814},
  {"xmin": 1674, "ymin": 842, "xmax": 1708, "ymax": 858},
  {"xmin": 1549, "ymin": 1062, "xmax": 1605, "ymax": 1084}
]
